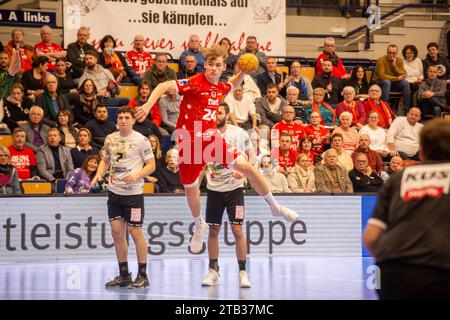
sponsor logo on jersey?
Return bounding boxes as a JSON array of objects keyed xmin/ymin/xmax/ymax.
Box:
[{"xmin": 400, "ymin": 163, "xmax": 450, "ymax": 201}]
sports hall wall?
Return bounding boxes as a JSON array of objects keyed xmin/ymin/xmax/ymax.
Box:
[{"xmin": 0, "ymin": 195, "xmax": 377, "ymax": 262}]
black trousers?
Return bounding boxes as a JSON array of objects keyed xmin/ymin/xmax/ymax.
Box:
[{"xmin": 377, "ymin": 262, "xmax": 450, "ymax": 300}]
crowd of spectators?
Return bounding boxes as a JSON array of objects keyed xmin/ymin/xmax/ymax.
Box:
[{"xmin": 1, "ymin": 26, "xmax": 448, "ymax": 195}]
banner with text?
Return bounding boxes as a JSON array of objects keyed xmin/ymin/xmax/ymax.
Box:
[
  {"xmin": 62, "ymin": 0, "xmax": 286, "ymax": 56},
  {"xmin": 0, "ymin": 195, "xmax": 362, "ymax": 262}
]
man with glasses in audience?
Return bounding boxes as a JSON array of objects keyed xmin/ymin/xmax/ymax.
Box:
[
  {"xmin": 67, "ymin": 26, "xmax": 96, "ymax": 79},
  {"xmin": 373, "ymin": 44, "xmax": 411, "ymax": 111}
]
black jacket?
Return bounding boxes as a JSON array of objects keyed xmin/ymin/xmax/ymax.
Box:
[
  {"xmin": 349, "ymin": 169, "xmax": 383, "ymax": 193},
  {"xmin": 257, "ymin": 71, "xmax": 282, "ymax": 95},
  {"xmin": 312, "ymin": 73, "xmax": 343, "ymax": 105},
  {"xmin": 85, "ymin": 119, "xmax": 117, "ymax": 149},
  {"xmin": 34, "ymin": 92, "xmax": 71, "ymax": 127},
  {"xmin": 66, "ymin": 42, "xmax": 96, "ymax": 79}
]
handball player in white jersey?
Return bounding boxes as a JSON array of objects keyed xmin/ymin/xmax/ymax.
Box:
[{"xmin": 91, "ymin": 106, "xmax": 155, "ymax": 289}]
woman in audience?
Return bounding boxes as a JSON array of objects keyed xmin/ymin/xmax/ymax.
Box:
[
  {"xmin": 91, "ymin": 147, "xmax": 109, "ymax": 193},
  {"xmin": 56, "ymin": 110, "xmax": 78, "ymax": 148},
  {"xmin": 335, "ymin": 86, "xmax": 366, "ymax": 128},
  {"xmin": 0, "ymin": 146, "xmax": 21, "ymax": 195},
  {"xmin": 2, "ymin": 83, "xmax": 33, "ymax": 130},
  {"xmin": 21, "ymin": 55, "xmax": 48, "ymax": 98},
  {"xmin": 287, "ymin": 153, "xmax": 316, "ymax": 193},
  {"xmin": 146, "ymin": 134, "xmax": 165, "ymax": 183},
  {"xmin": 359, "ymin": 110, "xmax": 390, "ymax": 161},
  {"xmin": 73, "ymin": 79, "xmax": 101, "ymax": 126},
  {"xmin": 402, "ymin": 44, "xmax": 423, "ymax": 103},
  {"xmin": 344, "ymin": 65, "xmax": 370, "ymax": 101},
  {"xmin": 219, "ymin": 37, "xmax": 237, "ymax": 82},
  {"xmin": 55, "ymin": 58, "xmax": 77, "ymax": 94},
  {"xmin": 331, "ymin": 112, "xmax": 360, "ymax": 154},
  {"xmin": 298, "ymin": 135, "xmax": 318, "ymax": 166},
  {"xmin": 70, "ymin": 128, "xmax": 99, "ymax": 168},
  {"xmin": 98, "ymin": 34, "xmax": 140, "ymax": 85},
  {"xmin": 305, "ymin": 87, "xmax": 339, "ymax": 127},
  {"xmin": 259, "ymin": 155, "xmax": 291, "ymax": 193},
  {"xmin": 304, "ymin": 111, "xmax": 331, "ymax": 156},
  {"xmin": 64, "ymin": 154, "xmax": 100, "ymax": 194},
  {"xmin": 128, "ymin": 81, "xmax": 164, "ymax": 131}
]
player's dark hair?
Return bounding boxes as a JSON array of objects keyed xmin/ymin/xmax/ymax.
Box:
[
  {"xmin": 219, "ymin": 102, "xmax": 230, "ymax": 114},
  {"xmin": 420, "ymin": 119, "xmax": 450, "ymax": 161},
  {"xmin": 117, "ymin": 106, "xmax": 136, "ymax": 118}
]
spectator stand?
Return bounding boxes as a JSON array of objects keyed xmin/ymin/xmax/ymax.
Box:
[
  {"xmin": 20, "ymin": 180, "xmax": 53, "ymax": 195},
  {"xmin": 0, "ymin": 134, "xmax": 13, "ymax": 148},
  {"xmin": 55, "ymin": 179, "xmax": 67, "ymax": 194}
]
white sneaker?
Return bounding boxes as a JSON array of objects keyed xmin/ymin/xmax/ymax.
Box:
[
  {"xmin": 190, "ymin": 220, "xmax": 208, "ymax": 254},
  {"xmin": 201, "ymin": 268, "xmax": 220, "ymax": 286},
  {"xmin": 239, "ymin": 270, "xmax": 251, "ymax": 288},
  {"xmin": 271, "ymin": 206, "xmax": 299, "ymax": 222}
]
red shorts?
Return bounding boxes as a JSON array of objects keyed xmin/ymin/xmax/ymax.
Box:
[{"xmin": 177, "ymin": 129, "xmax": 240, "ymax": 186}]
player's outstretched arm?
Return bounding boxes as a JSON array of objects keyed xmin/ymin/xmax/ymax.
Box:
[
  {"xmin": 227, "ymin": 70, "xmax": 246, "ymax": 93},
  {"xmin": 8, "ymin": 48, "xmax": 21, "ymax": 77},
  {"xmin": 136, "ymin": 80, "xmax": 177, "ymax": 122}
]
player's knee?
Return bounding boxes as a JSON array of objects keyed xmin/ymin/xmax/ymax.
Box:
[
  {"xmin": 231, "ymin": 225, "xmax": 244, "ymax": 240},
  {"xmin": 185, "ymin": 185, "xmax": 199, "ymax": 196},
  {"xmin": 128, "ymin": 226, "xmax": 143, "ymax": 239},
  {"xmin": 110, "ymin": 226, "xmax": 125, "ymax": 240},
  {"xmin": 208, "ymin": 225, "xmax": 221, "ymax": 238}
]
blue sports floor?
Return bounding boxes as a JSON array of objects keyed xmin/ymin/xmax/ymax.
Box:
[{"xmin": 0, "ymin": 256, "xmax": 378, "ymax": 300}]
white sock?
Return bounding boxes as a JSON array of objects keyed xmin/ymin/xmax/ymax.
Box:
[
  {"xmin": 263, "ymin": 193, "xmax": 279, "ymax": 210},
  {"xmin": 194, "ymin": 216, "xmax": 203, "ymax": 229}
]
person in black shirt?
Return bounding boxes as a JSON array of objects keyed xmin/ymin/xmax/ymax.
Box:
[
  {"xmin": 85, "ymin": 105, "xmax": 117, "ymax": 149},
  {"xmin": 344, "ymin": 65, "xmax": 370, "ymax": 101},
  {"xmin": 312, "ymin": 59, "xmax": 343, "ymax": 106},
  {"xmin": 156, "ymin": 148, "xmax": 183, "ymax": 193},
  {"xmin": 55, "ymin": 58, "xmax": 77, "ymax": 94},
  {"xmin": 364, "ymin": 118, "xmax": 450, "ymax": 299},
  {"xmin": 349, "ymin": 152, "xmax": 383, "ymax": 192},
  {"xmin": 66, "ymin": 26, "xmax": 96, "ymax": 79}
]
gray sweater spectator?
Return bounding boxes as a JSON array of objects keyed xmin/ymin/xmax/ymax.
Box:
[
  {"xmin": 417, "ymin": 65, "xmax": 447, "ymax": 117},
  {"xmin": 158, "ymin": 87, "xmax": 181, "ymax": 134}
]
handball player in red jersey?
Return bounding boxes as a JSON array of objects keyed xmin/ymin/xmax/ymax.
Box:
[{"xmin": 136, "ymin": 45, "xmax": 299, "ymax": 253}]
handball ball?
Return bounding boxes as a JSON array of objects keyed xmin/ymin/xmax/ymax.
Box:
[{"xmin": 238, "ymin": 53, "xmax": 259, "ymax": 73}]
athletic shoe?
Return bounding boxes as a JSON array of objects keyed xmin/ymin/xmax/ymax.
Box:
[
  {"xmin": 239, "ymin": 270, "xmax": 251, "ymax": 288},
  {"xmin": 190, "ymin": 220, "xmax": 208, "ymax": 254},
  {"xmin": 128, "ymin": 274, "xmax": 149, "ymax": 289},
  {"xmin": 105, "ymin": 273, "xmax": 132, "ymax": 288},
  {"xmin": 201, "ymin": 268, "xmax": 220, "ymax": 286},
  {"xmin": 271, "ymin": 205, "xmax": 299, "ymax": 222}
]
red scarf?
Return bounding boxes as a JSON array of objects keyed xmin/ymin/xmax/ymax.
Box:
[
  {"xmin": 367, "ymin": 99, "xmax": 394, "ymax": 128},
  {"xmin": 102, "ymin": 51, "xmax": 124, "ymax": 78},
  {"xmin": 343, "ymin": 100, "xmax": 358, "ymax": 124},
  {"xmin": 312, "ymin": 101, "xmax": 336, "ymax": 126}
]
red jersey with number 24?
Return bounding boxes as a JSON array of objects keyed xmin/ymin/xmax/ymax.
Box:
[{"xmin": 175, "ymin": 73, "xmax": 232, "ymax": 133}]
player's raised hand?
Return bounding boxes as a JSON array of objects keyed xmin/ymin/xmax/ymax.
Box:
[
  {"xmin": 135, "ymin": 106, "xmax": 149, "ymax": 123},
  {"xmin": 8, "ymin": 48, "xmax": 21, "ymax": 77}
]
